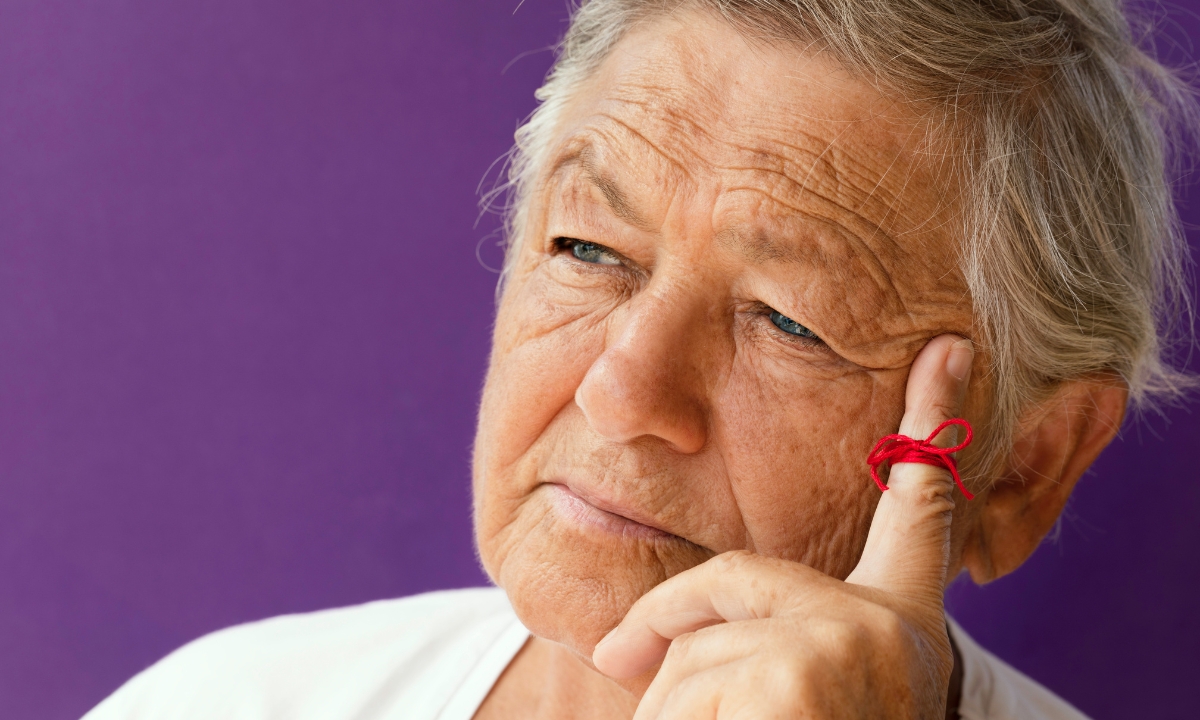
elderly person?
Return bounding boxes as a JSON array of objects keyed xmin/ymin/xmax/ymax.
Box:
[{"xmin": 85, "ymin": 0, "xmax": 1194, "ymax": 718}]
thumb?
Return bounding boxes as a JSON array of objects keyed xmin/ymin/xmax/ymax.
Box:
[{"xmin": 846, "ymin": 334, "xmax": 974, "ymax": 604}]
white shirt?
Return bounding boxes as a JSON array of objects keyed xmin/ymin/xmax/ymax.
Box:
[{"xmin": 84, "ymin": 587, "xmax": 1089, "ymax": 720}]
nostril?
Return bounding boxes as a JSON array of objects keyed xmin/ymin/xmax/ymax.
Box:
[
  {"xmin": 575, "ymin": 354, "xmax": 642, "ymax": 442},
  {"xmin": 575, "ymin": 350, "xmax": 707, "ymax": 453}
]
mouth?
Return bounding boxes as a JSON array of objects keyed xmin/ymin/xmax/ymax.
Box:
[{"xmin": 546, "ymin": 482, "xmax": 678, "ymax": 542}]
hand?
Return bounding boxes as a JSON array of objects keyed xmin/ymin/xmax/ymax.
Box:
[{"xmin": 592, "ymin": 334, "xmax": 975, "ymax": 719}]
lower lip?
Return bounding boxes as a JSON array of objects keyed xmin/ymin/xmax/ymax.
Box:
[{"xmin": 547, "ymin": 484, "xmax": 675, "ymax": 542}]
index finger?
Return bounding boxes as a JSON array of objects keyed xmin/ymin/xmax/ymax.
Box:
[
  {"xmin": 846, "ymin": 334, "xmax": 974, "ymax": 605},
  {"xmin": 591, "ymin": 551, "xmax": 840, "ymax": 680}
]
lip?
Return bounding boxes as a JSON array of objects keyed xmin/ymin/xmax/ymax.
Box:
[{"xmin": 547, "ymin": 482, "xmax": 677, "ymax": 542}]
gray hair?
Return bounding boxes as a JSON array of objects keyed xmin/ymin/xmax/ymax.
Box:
[{"xmin": 490, "ymin": 0, "xmax": 1197, "ymax": 481}]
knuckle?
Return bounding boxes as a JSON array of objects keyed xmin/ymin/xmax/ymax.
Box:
[
  {"xmin": 891, "ymin": 472, "xmax": 956, "ymax": 511},
  {"xmin": 861, "ymin": 605, "xmax": 919, "ymax": 659},
  {"xmin": 907, "ymin": 400, "xmax": 958, "ymax": 439},
  {"xmin": 811, "ymin": 608, "xmax": 915, "ymax": 665},
  {"xmin": 657, "ymin": 667, "xmax": 722, "ymax": 718},
  {"xmin": 663, "ymin": 630, "xmax": 698, "ymax": 665},
  {"xmin": 929, "ymin": 396, "xmax": 959, "ymax": 421},
  {"xmin": 768, "ymin": 652, "xmax": 820, "ymax": 701},
  {"xmin": 814, "ymin": 618, "xmax": 872, "ymax": 667},
  {"xmin": 873, "ymin": 608, "xmax": 909, "ymax": 648}
]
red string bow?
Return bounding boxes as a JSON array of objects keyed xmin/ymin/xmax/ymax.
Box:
[{"xmin": 866, "ymin": 418, "xmax": 975, "ymax": 500}]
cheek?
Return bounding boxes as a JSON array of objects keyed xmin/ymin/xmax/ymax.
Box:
[
  {"xmin": 714, "ymin": 354, "xmax": 907, "ymax": 578},
  {"xmin": 472, "ymin": 264, "xmax": 620, "ymax": 574}
]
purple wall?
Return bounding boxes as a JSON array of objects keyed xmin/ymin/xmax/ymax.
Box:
[{"xmin": 0, "ymin": 2, "xmax": 1196, "ymax": 718}]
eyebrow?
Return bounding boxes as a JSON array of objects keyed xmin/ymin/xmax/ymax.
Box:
[
  {"xmin": 550, "ymin": 143, "xmax": 881, "ymax": 275},
  {"xmin": 552, "ymin": 144, "xmax": 653, "ymax": 229},
  {"xmin": 715, "ymin": 227, "xmax": 804, "ymax": 265}
]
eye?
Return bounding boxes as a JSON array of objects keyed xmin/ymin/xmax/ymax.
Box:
[
  {"xmin": 769, "ymin": 309, "xmax": 820, "ymax": 341},
  {"xmin": 561, "ymin": 239, "xmax": 623, "ymax": 266}
]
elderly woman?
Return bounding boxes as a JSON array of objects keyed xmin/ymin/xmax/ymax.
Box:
[{"xmin": 86, "ymin": 0, "xmax": 1194, "ymax": 718}]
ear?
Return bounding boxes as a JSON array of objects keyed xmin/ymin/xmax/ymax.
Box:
[{"xmin": 961, "ymin": 375, "xmax": 1128, "ymax": 583}]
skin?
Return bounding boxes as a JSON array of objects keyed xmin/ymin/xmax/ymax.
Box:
[{"xmin": 471, "ymin": 10, "xmax": 1127, "ymax": 719}]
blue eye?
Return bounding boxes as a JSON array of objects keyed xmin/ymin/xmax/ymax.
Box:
[
  {"xmin": 769, "ymin": 310, "xmax": 819, "ymax": 340},
  {"xmin": 569, "ymin": 240, "xmax": 622, "ymax": 266}
]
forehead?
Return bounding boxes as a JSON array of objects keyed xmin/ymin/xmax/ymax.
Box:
[{"xmin": 547, "ymin": 10, "xmax": 960, "ymax": 237}]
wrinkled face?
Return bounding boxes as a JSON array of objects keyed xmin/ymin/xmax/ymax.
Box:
[{"xmin": 473, "ymin": 11, "xmax": 979, "ymax": 658}]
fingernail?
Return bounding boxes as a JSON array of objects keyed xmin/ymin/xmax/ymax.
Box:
[
  {"xmin": 945, "ymin": 338, "xmax": 974, "ymax": 381},
  {"xmin": 595, "ymin": 626, "xmax": 618, "ymax": 651}
]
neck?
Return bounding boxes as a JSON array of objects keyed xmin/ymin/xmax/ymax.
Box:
[{"xmin": 475, "ymin": 636, "xmax": 638, "ymax": 720}]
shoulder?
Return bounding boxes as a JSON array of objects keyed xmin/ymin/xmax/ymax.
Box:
[
  {"xmin": 85, "ymin": 587, "xmax": 526, "ymax": 720},
  {"xmin": 948, "ymin": 617, "xmax": 1090, "ymax": 720}
]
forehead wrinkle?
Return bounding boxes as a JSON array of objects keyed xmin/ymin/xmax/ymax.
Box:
[
  {"xmin": 598, "ymin": 104, "xmax": 708, "ymax": 182},
  {"xmin": 852, "ymin": 136, "xmax": 909, "ymax": 236},
  {"xmin": 719, "ymin": 167, "xmax": 894, "ymax": 244},
  {"xmin": 788, "ymin": 119, "xmax": 857, "ymax": 212},
  {"xmin": 718, "ymin": 169, "xmax": 902, "ymax": 277},
  {"xmin": 715, "ymin": 185, "xmax": 909, "ymax": 317},
  {"xmin": 724, "ymin": 124, "xmax": 939, "ymax": 243},
  {"xmin": 543, "ymin": 129, "xmax": 679, "ymax": 231},
  {"xmin": 712, "ymin": 136, "xmax": 959, "ymax": 307},
  {"xmin": 602, "ymin": 36, "xmax": 735, "ymax": 131},
  {"xmin": 850, "ymin": 121, "xmax": 959, "ymax": 253},
  {"xmin": 576, "ymin": 145, "xmax": 652, "ymax": 230},
  {"xmin": 801, "ymin": 214, "xmax": 908, "ymax": 319}
]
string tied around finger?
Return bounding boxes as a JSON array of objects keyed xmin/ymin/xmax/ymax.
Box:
[{"xmin": 867, "ymin": 418, "xmax": 975, "ymax": 500}]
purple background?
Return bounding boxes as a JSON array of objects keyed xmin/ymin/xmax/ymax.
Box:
[{"xmin": 1, "ymin": 2, "xmax": 1197, "ymax": 718}]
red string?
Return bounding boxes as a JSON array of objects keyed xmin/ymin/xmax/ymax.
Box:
[{"xmin": 866, "ymin": 419, "xmax": 975, "ymax": 500}]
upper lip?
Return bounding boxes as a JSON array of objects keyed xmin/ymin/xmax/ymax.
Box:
[{"xmin": 552, "ymin": 481, "xmax": 679, "ymax": 537}]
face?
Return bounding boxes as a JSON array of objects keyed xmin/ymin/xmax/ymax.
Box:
[{"xmin": 473, "ymin": 10, "xmax": 982, "ymax": 659}]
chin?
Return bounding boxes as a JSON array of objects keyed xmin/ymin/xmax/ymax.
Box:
[{"xmin": 478, "ymin": 489, "xmax": 710, "ymax": 660}]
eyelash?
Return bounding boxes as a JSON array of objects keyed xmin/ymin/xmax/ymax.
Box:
[{"xmin": 554, "ymin": 237, "xmax": 826, "ymax": 350}]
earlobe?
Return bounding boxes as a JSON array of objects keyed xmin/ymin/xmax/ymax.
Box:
[{"xmin": 961, "ymin": 376, "xmax": 1128, "ymax": 584}]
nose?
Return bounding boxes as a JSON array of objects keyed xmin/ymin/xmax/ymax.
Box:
[{"xmin": 574, "ymin": 287, "xmax": 710, "ymax": 454}]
